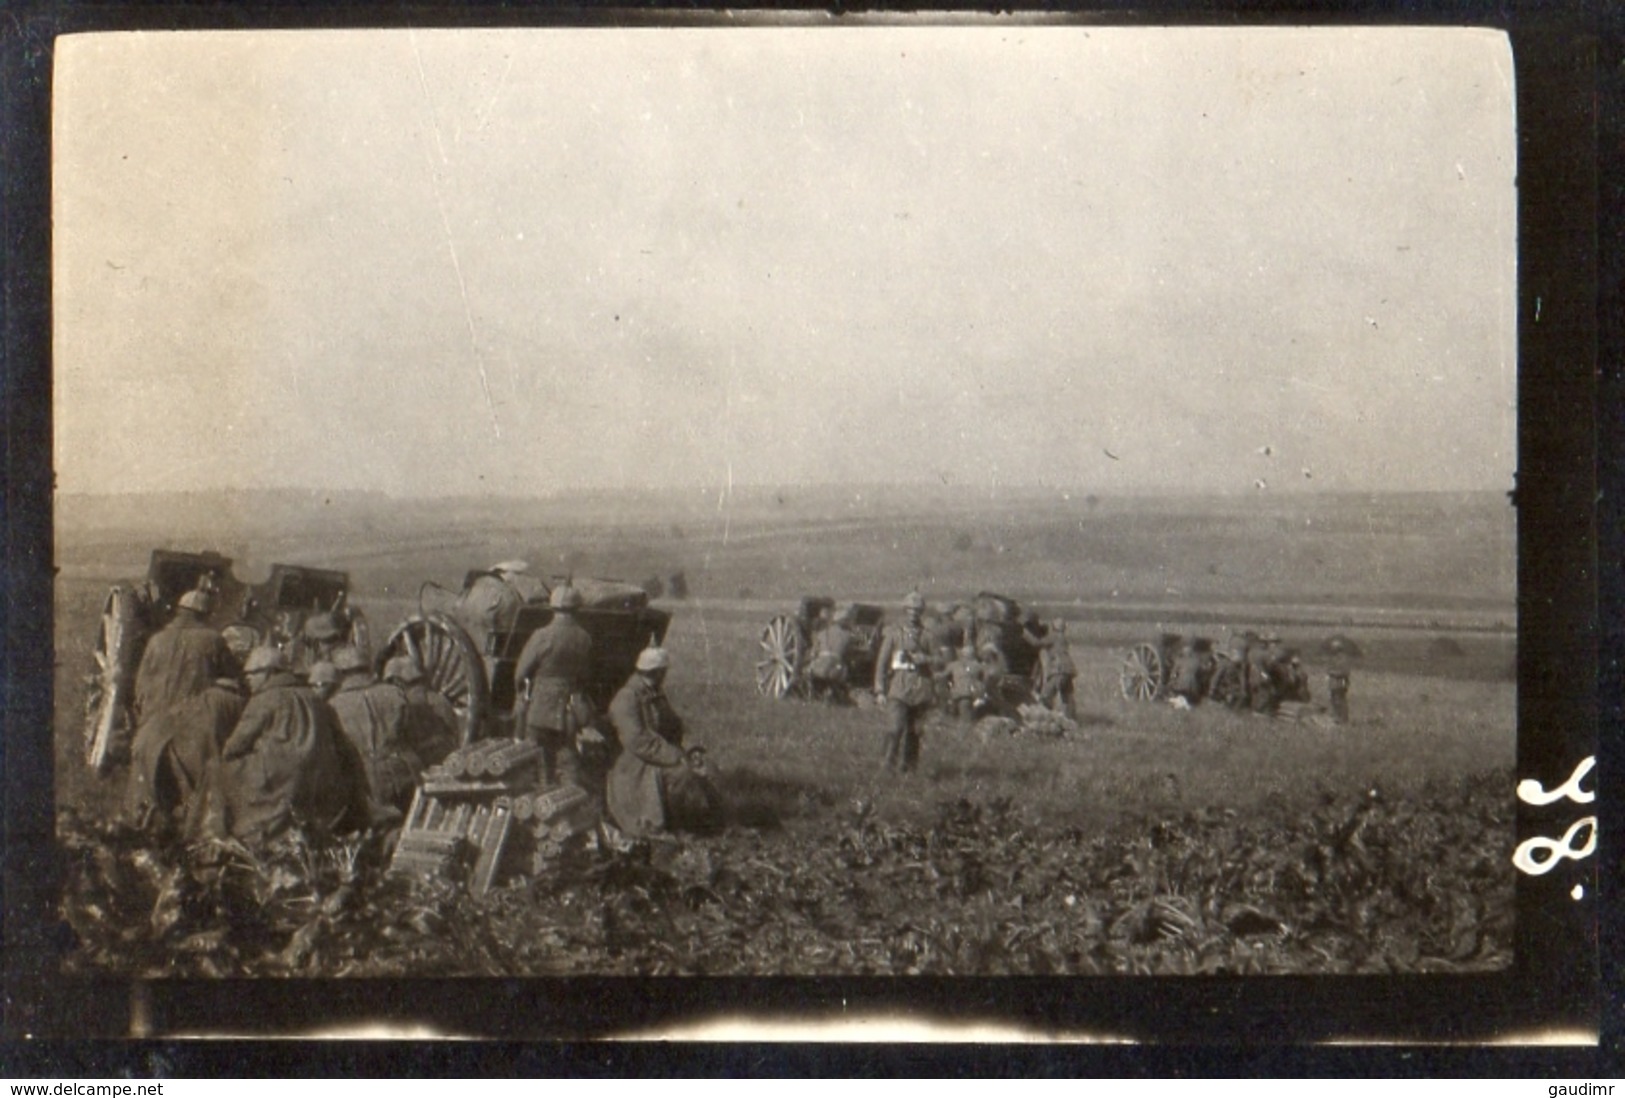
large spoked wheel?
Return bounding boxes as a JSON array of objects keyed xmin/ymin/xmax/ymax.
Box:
[
  {"xmin": 755, "ymin": 615, "xmax": 806, "ymax": 699},
  {"xmin": 378, "ymin": 613, "xmax": 488, "ymax": 746},
  {"xmin": 85, "ymin": 585, "xmax": 143, "ymax": 774},
  {"xmin": 1119, "ymin": 642, "xmax": 1163, "ymax": 702}
]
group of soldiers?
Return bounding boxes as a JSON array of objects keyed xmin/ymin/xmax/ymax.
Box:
[
  {"xmin": 507, "ymin": 580, "xmax": 721, "ymax": 839},
  {"xmin": 124, "ymin": 589, "xmax": 465, "ymax": 845},
  {"xmin": 121, "ymin": 575, "xmax": 721, "ymax": 852},
  {"xmin": 866, "ymin": 592, "xmax": 1080, "ymax": 774},
  {"xmin": 1166, "ymin": 631, "xmax": 1351, "ymax": 722}
]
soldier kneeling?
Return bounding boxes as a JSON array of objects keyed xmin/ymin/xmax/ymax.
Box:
[{"xmin": 605, "ymin": 646, "xmax": 723, "ymax": 837}]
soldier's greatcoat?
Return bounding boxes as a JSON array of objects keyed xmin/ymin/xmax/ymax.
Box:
[
  {"xmin": 329, "ymin": 678, "xmax": 423, "ymax": 811},
  {"xmin": 133, "ymin": 612, "xmax": 235, "ymax": 724},
  {"xmin": 605, "ymin": 675, "xmax": 719, "ymax": 836},
  {"xmin": 402, "ymin": 682, "xmax": 459, "ymax": 766},
  {"xmin": 125, "ymin": 680, "xmax": 245, "ymax": 830},
  {"xmin": 220, "ymin": 671, "xmax": 356, "ymax": 842},
  {"xmin": 514, "ymin": 614, "xmax": 594, "ymax": 733}
]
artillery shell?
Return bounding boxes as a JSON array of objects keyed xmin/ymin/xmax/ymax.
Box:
[
  {"xmin": 512, "ymin": 794, "xmax": 534, "ymax": 821},
  {"xmin": 470, "ymin": 804, "xmax": 514, "ymax": 896},
  {"xmin": 465, "ymin": 738, "xmax": 512, "ymax": 776},
  {"xmin": 395, "ymin": 831, "xmax": 465, "ymax": 855},
  {"xmin": 481, "ymin": 741, "xmax": 542, "ymax": 779},
  {"xmin": 532, "ymin": 784, "xmax": 588, "ymax": 820}
]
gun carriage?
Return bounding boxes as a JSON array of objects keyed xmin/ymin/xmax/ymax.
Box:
[
  {"xmin": 376, "ymin": 569, "xmax": 671, "ymax": 745},
  {"xmin": 755, "ymin": 596, "xmax": 884, "ymax": 700},
  {"xmin": 85, "ymin": 550, "xmax": 367, "ymax": 773},
  {"xmin": 1119, "ymin": 631, "xmax": 1240, "ymax": 704}
]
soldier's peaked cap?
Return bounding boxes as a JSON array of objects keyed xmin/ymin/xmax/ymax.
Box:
[
  {"xmin": 492, "ymin": 560, "xmax": 530, "ymax": 574},
  {"xmin": 903, "ymin": 592, "xmax": 925, "ymax": 611}
]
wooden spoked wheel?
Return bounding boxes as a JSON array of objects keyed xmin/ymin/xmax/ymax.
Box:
[
  {"xmin": 85, "ymin": 585, "xmax": 141, "ymax": 774},
  {"xmin": 1119, "ymin": 642, "xmax": 1163, "ymax": 702},
  {"xmin": 379, "ymin": 614, "xmax": 489, "ymax": 745},
  {"xmin": 755, "ymin": 615, "xmax": 806, "ymax": 699}
]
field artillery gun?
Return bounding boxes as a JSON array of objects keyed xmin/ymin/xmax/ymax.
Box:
[
  {"xmin": 953, "ymin": 592, "xmax": 1047, "ymax": 709},
  {"xmin": 755, "ymin": 596, "xmax": 885, "ymax": 700},
  {"xmin": 84, "ymin": 549, "xmax": 367, "ymax": 773},
  {"xmin": 1119, "ymin": 630, "xmax": 1276, "ymax": 710},
  {"xmin": 375, "ymin": 568, "xmax": 671, "ymax": 746}
]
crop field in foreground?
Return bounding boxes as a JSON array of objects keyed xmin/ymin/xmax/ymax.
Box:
[{"xmin": 46, "ymin": 493, "xmax": 1517, "ymax": 976}]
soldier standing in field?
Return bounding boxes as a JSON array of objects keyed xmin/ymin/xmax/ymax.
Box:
[
  {"xmin": 513, "ymin": 585, "xmax": 594, "ymax": 789},
  {"xmin": 1248, "ymin": 632, "xmax": 1281, "ymax": 716},
  {"xmin": 1024, "ymin": 618, "xmax": 1078, "ymax": 721},
  {"xmin": 874, "ymin": 591, "xmax": 939, "ymax": 774},
  {"xmin": 945, "ymin": 645, "xmax": 989, "ymax": 723},
  {"xmin": 1324, "ymin": 636, "xmax": 1355, "ymax": 724}
]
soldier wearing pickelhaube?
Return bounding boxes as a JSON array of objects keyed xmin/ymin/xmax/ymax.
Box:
[
  {"xmin": 513, "ymin": 584, "xmax": 594, "ymax": 789},
  {"xmin": 133, "ymin": 588, "xmax": 236, "ymax": 727},
  {"xmin": 873, "ymin": 591, "xmax": 939, "ymax": 774},
  {"xmin": 605, "ymin": 645, "xmax": 722, "ymax": 837}
]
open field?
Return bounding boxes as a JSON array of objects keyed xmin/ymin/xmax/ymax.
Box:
[{"xmin": 49, "ymin": 489, "xmax": 1517, "ymax": 976}]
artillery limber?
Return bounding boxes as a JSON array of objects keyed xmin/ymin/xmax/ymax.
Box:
[
  {"xmin": 756, "ymin": 596, "xmax": 884, "ymax": 700},
  {"xmin": 376, "ymin": 569, "xmax": 671, "ymax": 745},
  {"xmin": 84, "ymin": 550, "xmax": 368, "ymax": 773}
]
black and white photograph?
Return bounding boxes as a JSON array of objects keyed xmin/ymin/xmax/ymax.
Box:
[{"xmin": 37, "ymin": 17, "xmax": 1566, "ymax": 1023}]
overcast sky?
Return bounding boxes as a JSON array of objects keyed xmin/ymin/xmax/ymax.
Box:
[{"xmin": 53, "ymin": 25, "xmax": 1515, "ymax": 498}]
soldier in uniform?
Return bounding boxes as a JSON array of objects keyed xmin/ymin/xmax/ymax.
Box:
[
  {"xmin": 1210, "ymin": 642, "xmax": 1249, "ymax": 710},
  {"xmin": 1169, "ymin": 639, "xmax": 1204, "ymax": 705},
  {"xmin": 1323, "ymin": 636, "xmax": 1354, "ymax": 724},
  {"xmin": 1025, "ymin": 618, "xmax": 1078, "ymax": 720},
  {"xmin": 301, "ymin": 612, "xmax": 345, "ymax": 668},
  {"xmin": 125, "ymin": 674, "xmax": 246, "ymax": 839},
  {"xmin": 326, "ymin": 647, "xmax": 423, "ymax": 814},
  {"xmin": 605, "ymin": 646, "xmax": 722, "ymax": 837},
  {"xmin": 1327, "ymin": 667, "xmax": 1351, "ymax": 724},
  {"xmin": 806, "ymin": 604, "xmax": 855, "ymax": 704},
  {"xmin": 383, "ymin": 655, "xmax": 457, "ymax": 769},
  {"xmin": 945, "ymin": 645, "xmax": 989, "ymax": 723},
  {"xmin": 133, "ymin": 588, "xmax": 236, "ymax": 728},
  {"xmin": 306, "ymin": 660, "xmax": 340, "ymax": 702},
  {"xmin": 1278, "ymin": 652, "xmax": 1312, "ymax": 703},
  {"xmin": 1248, "ymin": 633, "xmax": 1280, "ymax": 716},
  {"xmin": 513, "ymin": 585, "xmax": 594, "ymax": 789},
  {"xmin": 873, "ymin": 592, "xmax": 939, "ymax": 774},
  {"xmin": 220, "ymin": 647, "xmax": 359, "ymax": 844}
]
